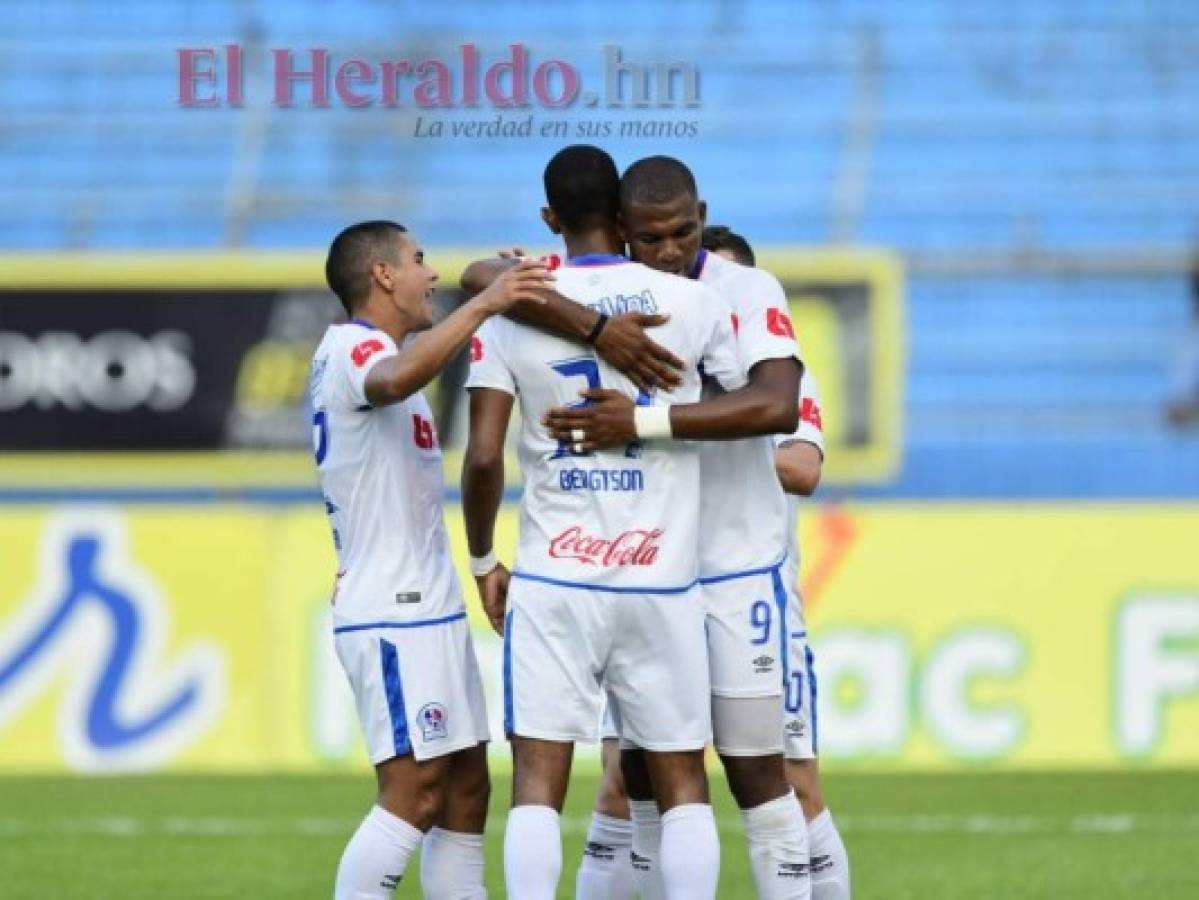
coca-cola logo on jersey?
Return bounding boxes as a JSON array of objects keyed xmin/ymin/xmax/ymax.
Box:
[{"xmin": 548, "ymin": 526, "xmax": 663, "ymax": 567}]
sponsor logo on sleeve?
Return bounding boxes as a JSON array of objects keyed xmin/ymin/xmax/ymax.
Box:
[
  {"xmin": 800, "ymin": 397, "xmax": 823, "ymax": 430},
  {"xmin": 766, "ymin": 307, "xmax": 796, "ymax": 339},
  {"xmin": 350, "ymin": 338, "xmax": 386, "ymax": 368}
]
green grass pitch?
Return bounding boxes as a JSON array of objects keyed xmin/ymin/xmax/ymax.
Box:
[{"xmin": 1, "ymin": 770, "xmax": 1196, "ymax": 898}]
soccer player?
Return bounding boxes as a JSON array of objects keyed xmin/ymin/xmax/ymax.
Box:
[
  {"xmin": 773, "ymin": 372, "xmax": 852, "ymax": 900},
  {"xmin": 545, "ymin": 159, "xmax": 812, "ymax": 900},
  {"xmin": 310, "ymin": 221, "xmax": 552, "ymax": 900},
  {"xmin": 701, "ymin": 225, "xmax": 757, "ymax": 267},
  {"xmin": 705, "ymin": 229, "xmax": 850, "ymax": 891},
  {"xmin": 707, "ymin": 222, "xmax": 851, "ymax": 898},
  {"xmin": 462, "ymin": 145, "xmax": 745, "ymax": 900}
]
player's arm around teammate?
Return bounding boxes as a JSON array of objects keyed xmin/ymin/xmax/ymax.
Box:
[
  {"xmin": 461, "ymin": 246, "xmax": 687, "ymax": 396},
  {"xmin": 556, "ymin": 165, "xmax": 811, "ymax": 900}
]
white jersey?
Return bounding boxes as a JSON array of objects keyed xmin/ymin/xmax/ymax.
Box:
[
  {"xmin": 694, "ymin": 249, "xmax": 804, "ymax": 577},
  {"xmin": 309, "ymin": 320, "xmax": 463, "ymax": 628},
  {"xmin": 466, "ymin": 255, "xmax": 744, "ymax": 592},
  {"xmin": 775, "ymin": 371, "xmax": 826, "ymax": 600}
]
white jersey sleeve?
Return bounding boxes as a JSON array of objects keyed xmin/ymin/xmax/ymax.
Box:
[
  {"xmin": 328, "ymin": 326, "xmax": 399, "ymax": 410},
  {"xmin": 464, "ymin": 321, "xmax": 516, "ymax": 396},
  {"xmin": 730, "ymin": 264, "xmax": 803, "ymax": 372},
  {"xmin": 775, "ymin": 371, "xmax": 825, "ymax": 455}
]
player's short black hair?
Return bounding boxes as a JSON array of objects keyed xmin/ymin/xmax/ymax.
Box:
[
  {"xmin": 325, "ymin": 220, "xmax": 407, "ymax": 314},
  {"xmin": 702, "ymin": 225, "xmax": 756, "ymax": 267},
  {"xmin": 620, "ymin": 155, "xmax": 698, "ymax": 209},
  {"xmin": 543, "ymin": 145, "xmax": 621, "ymax": 232}
]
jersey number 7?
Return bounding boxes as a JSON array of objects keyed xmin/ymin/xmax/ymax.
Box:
[{"xmin": 547, "ymin": 356, "xmax": 651, "ymax": 460}]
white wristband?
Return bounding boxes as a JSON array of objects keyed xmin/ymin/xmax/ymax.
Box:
[
  {"xmin": 633, "ymin": 405, "xmax": 673, "ymax": 440},
  {"xmin": 469, "ymin": 550, "xmax": 498, "ymax": 577}
]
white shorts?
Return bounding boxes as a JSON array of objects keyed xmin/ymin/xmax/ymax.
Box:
[
  {"xmin": 783, "ymin": 590, "xmax": 819, "ymax": 761},
  {"xmin": 334, "ymin": 612, "xmax": 490, "ymax": 765},
  {"xmin": 504, "ymin": 576, "xmax": 711, "ymax": 752},
  {"xmin": 702, "ymin": 564, "xmax": 789, "ymax": 699}
]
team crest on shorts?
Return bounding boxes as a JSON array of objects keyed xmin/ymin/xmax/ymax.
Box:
[{"xmin": 418, "ymin": 703, "xmax": 448, "ymax": 741}]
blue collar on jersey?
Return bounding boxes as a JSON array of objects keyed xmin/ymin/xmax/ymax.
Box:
[
  {"xmin": 349, "ymin": 317, "xmax": 379, "ymax": 330},
  {"xmin": 686, "ymin": 248, "xmax": 709, "ymax": 280},
  {"xmin": 567, "ymin": 253, "xmax": 628, "ymax": 266}
]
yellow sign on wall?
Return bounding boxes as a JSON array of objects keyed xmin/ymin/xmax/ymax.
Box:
[{"xmin": 0, "ymin": 503, "xmax": 1195, "ymax": 773}]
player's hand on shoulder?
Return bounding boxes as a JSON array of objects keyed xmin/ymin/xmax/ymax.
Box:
[
  {"xmin": 543, "ymin": 388, "xmax": 636, "ymax": 451},
  {"xmin": 595, "ymin": 313, "xmax": 684, "ymax": 393},
  {"xmin": 474, "ymin": 563, "xmax": 510, "ymax": 635},
  {"xmin": 473, "ymin": 258, "xmax": 554, "ymax": 315}
]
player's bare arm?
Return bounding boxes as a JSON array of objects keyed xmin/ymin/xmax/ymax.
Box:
[
  {"xmin": 775, "ymin": 439, "xmax": 823, "ymax": 496},
  {"xmin": 364, "ymin": 260, "xmax": 551, "ymax": 406},
  {"xmin": 543, "ymin": 356, "xmax": 802, "ymax": 451},
  {"xmin": 462, "ymin": 386, "xmax": 515, "ymax": 634},
  {"xmin": 461, "ymin": 255, "xmax": 684, "ymax": 392}
]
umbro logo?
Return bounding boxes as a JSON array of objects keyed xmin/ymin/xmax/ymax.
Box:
[
  {"xmin": 753, "ymin": 654, "xmax": 775, "ymax": 673},
  {"xmin": 583, "ymin": 841, "xmax": 617, "ymax": 861},
  {"xmin": 778, "ymin": 861, "xmax": 810, "ymax": 879}
]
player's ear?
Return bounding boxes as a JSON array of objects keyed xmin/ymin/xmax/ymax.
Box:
[
  {"xmin": 697, "ymin": 199, "xmax": 708, "ymax": 228},
  {"xmin": 371, "ymin": 259, "xmax": 393, "ymax": 293},
  {"xmin": 616, "ymin": 210, "xmax": 628, "ymax": 243},
  {"xmin": 540, "ymin": 206, "xmax": 562, "ymax": 235}
]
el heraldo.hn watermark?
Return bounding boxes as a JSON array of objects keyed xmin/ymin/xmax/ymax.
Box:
[{"xmin": 178, "ymin": 44, "xmax": 701, "ymax": 139}]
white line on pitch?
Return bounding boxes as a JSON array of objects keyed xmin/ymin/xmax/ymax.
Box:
[{"xmin": 0, "ymin": 813, "xmax": 1197, "ymax": 839}]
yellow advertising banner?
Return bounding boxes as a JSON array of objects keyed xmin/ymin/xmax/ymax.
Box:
[{"xmin": 0, "ymin": 503, "xmax": 1196, "ymax": 772}]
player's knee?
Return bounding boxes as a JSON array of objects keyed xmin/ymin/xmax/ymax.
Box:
[
  {"xmin": 720, "ymin": 752, "xmax": 789, "ymax": 811},
  {"xmin": 645, "ymin": 750, "xmax": 709, "ymax": 811},
  {"xmin": 375, "ymin": 756, "xmax": 450, "ymax": 830},
  {"xmin": 378, "ymin": 777, "xmax": 444, "ymax": 830},
  {"xmin": 786, "ymin": 759, "xmax": 826, "ymax": 820},
  {"xmin": 511, "ymin": 738, "xmax": 572, "ymax": 809}
]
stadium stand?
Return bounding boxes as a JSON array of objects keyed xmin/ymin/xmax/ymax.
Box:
[{"xmin": 3, "ymin": 0, "xmax": 1197, "ymax": 496}]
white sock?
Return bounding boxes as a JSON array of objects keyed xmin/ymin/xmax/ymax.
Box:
[
  {"xmin": 421, "ymin": 826, "xmax": 487, "ymax": 899},
  {"xmin": 660, "ymin": 803, "xmax": 720, "ymax": 899},
  {"xmin": 742, "ymin": 793, "xmax": 812, "ymax": 900},
  {"xmin": 334, "ymin": 804, "xmax": 423, "ymax": 900},
  {"xmin": 575, "ymin": 812, "xmax": 635, "ymax": 900},
  {"xmin": 504, "ymin": 805, "xmax": 561, "ymax": 900},
  {"xmin": 629, "ymin": 799, "xmax": 665, "ymax": 900},
  {"xmin": 808, "ymin": 809, "xmax": 851, "ymax": 900}
]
